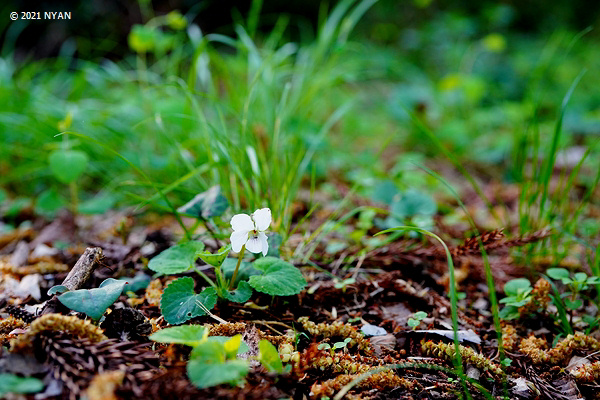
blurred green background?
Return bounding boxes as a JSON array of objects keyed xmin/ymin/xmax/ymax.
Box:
[{"xmin": 0, "ymin": 0, "xmax": 599, "ymax": 242}]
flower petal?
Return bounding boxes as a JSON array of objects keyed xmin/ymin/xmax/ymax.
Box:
[
  {"xmin": 230, "ymin": 230, "xmax": 249, "ymax": 253},
  {"xmin": 230, "ymin": 213, "xmax": 254, "ymax": 232},
  {"xmin": 258, "ymin": 232, "xmax": 269, "ymax": 256},
  {"xmin": 245, "ymin": 234, "xmax": 263, "ymax": 254},
  {"xmin": 252, "ymin": 208, "xmax": 271, "ymax": 232}
]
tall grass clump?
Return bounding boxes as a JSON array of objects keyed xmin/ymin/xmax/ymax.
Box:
[{"xmin": 0, "ymin": 0, "xmax": 377, "ymax": 235}]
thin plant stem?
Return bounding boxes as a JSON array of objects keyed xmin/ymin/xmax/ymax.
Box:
[
  {"xmin": 229, "ymin": 245, "xmax": 245, "ymax": 290},
  {"xmin": 194, "ymin": 266, "xmax": 216, "ymax": 288},
  {"xmin": 69, "ymin": 181, "xmax": 78, "ymax": 215}
]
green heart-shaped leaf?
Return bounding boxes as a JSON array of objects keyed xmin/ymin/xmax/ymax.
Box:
[
  {"xmin": 35, "ymin": 188, "xmax": 65, "ymax": 216},
  {"xmin": 223, "ymin": 281, "xmax": 253, "ymax": 303},
  {"xmin": 149, "ymin": 325, "xmax": 208, "ymax": 346},
  {"xmin": 48, "ymin": 285, "xmax": 69, "ymax": 295},
  {"xmin": 564, "ymin": 298, "xmax": 583, "ymax": 310},
  {"xmin": 222, "ymin": 259, "xmax": 258, "ymax": 284},
  {"xmin": 57, "ymin": 278, "xmax": 126, "ymax": 320},
  {"xmin": 391, "ymin": 189, "xmax": 437, "ymax": 218},
  {"xmin": 160, "ymin": 277, "xmax": 217, "ymax": 324},
  {"xmin": 49, "ymin": 150, "xmax": 89, "ymax": 184},
  {"xmin": 148, "ymin": 241, "xmax": 205, "ymax": 275},
  {"xmin": 248, "ymin": 257, "xmax": 306, "ymax": 296}
]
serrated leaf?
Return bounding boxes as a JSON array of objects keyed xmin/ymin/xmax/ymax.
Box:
[
  {"xmin": 148, "ymin": 241, "xmax": 205, "ymax": 275},
  {"xmin": 248, "ymin": 257, "xmax": 306, "ymax": 296},
  {"xmin": 57, "ymin": 278, "xmax": 126, "ymax": 320},
  {"xmin": 187, "ymin": 360, "xmax": 248, "ymax": 389},
  {"xmin": 258, "ymin": 339, "xmax": 283, "ymax": 373},
  {"xmin": 149, "ymin": 325, "xmax": 208, "ymax": 346},
  {"xmin": 177, "ymin": 186, "xmax": 229, "ymax": 219},
  {"xmin": 49, "ymin": 149, "xmax": 89, "ymax": 184},
  {"xmin": 0, "ymin": 374, "xmax": 44, "ymax": 396},
  {"xmin": 160, "ymin": 277, "xmax": 217, "ymax": 324},
  {"xmin": 223, "ymin": 281, "xmax": 253, "ymax": 303},
  {"xmin": 198, "ymin": 245, "xmax": 231, "ymax": 267}
]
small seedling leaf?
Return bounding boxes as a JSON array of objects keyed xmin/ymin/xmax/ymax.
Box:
[
  {"xmin": 49, "ymin": 149, "xmax": 89, "ymax": 184},
  {"xmin": 187, "ymin": 360, "xmax": 248, "ymax": 389},
  {"xmin": 407, "ymin": 318, "xmax": 420, "ymax": 327},
  {"xmin": 248, "ymin": 257, "xmax": 306, "ymax": 296},
  {"xmin": 564, "ymin": 298, "xmax": 583, "ymax": 310},
  {"xmin": 160, "ymin": 277, "xmax": 217, "ymax": 324},
  {"xmin": 574, "ymin": 272, "xmax": 588, "ymax": 283},
  {"xmin": 503, "ymin": 278, "xmax": 531, "ymax": 297},
  {"xmin": 317, "ymin": 343, "xmax": 331, "ymax": 350},
  {"xmin": 193, "ymin": 336, "xmax": 249, "ymax": 358},
  {"xmin": 148, "ymin": 241, "xmax": 205, "ymax": 275},
  {"xmin": 57, "ymin": 278, "xmax": 126, "ymax": 320},
  {"xmin": 499, "ymin": 305, "xmax": 520, "ymax": 320},
  {"xmin": 546, "ymin": 268, "xmax": 570, "ymax": 281},
  {"xmin": 177, "ymin": 186, "xmax": 229, "ymax": 219},
  {"xmin": 149, "ymin": 325, "xmax": 208, "ymax": 346},
  {"xmin": 258, "ymin": 339, "xmax": 283, "ymax": 373},
  {"xmin": 413, "ymin": 311, "xmax": 427, "ymax": 319}
]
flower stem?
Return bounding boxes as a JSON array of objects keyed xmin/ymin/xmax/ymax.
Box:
[
  {"xmin": 194, "ymin": 266, "xmax": 216, "ymax": 288},
  {"xmin": 229, "ymin": 245, "xmax": 245, "ymax": 290}
]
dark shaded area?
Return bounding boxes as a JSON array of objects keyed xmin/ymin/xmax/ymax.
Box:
[{"xmin": 1, "ymin": 0, "xmax": 599, "ymax": 62}]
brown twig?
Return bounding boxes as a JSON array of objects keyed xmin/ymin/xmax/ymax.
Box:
[
  {"xmin": 61, "ymin": 247, "xmax": 104, "ymax": 291},
  {"xmin": 41, "ymin": 247, "xmax": 104, "ymax": 316}
]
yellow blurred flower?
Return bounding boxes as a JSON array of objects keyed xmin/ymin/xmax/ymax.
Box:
[{"xmin": 482, "ymin": 33, "xmax": 507, "ymax": 53}]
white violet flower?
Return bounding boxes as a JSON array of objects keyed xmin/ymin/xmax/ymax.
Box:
[{"xmin": 230, "ymin": 208, "xmax": 271, "ymax": 256}]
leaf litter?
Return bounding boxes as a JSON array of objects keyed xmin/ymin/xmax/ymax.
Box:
[{"xmin": 0, "ymin": 177, "xmax": 599, "ymax": 399}]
